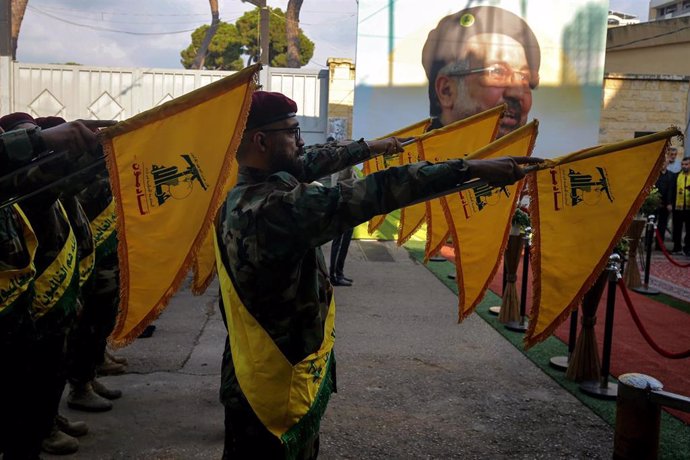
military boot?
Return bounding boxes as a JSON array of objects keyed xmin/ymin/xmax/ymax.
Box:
[
  {"xmin": 92, "ymin": 378, "xmax": 122, "ymax": 400},
  {"xmin": 55, "ymin": 413, "xmax": 89, "ymax": 437},
  {"xmin": 67, "ymin": 382, "xmax": 113, "ymax": 412},
  {"xmin": 96, "ymin": 355, "xmax": 126, "ymax": 376},
  {"xmin": 105, "ymin": 349, "xmax": 128, "ymax": 366},
  {"xmin": 41, "ymin": 424, "xmax": 79, "ymax": 455}
]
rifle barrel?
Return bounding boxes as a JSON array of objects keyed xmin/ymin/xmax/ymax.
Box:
[{"xmin": 0, "ymin": 157, "xmax": 106, "ymax": 209}]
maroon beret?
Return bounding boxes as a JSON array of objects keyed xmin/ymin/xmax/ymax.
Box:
[
  {"xmin": 246, "ymin": 91, "xmax": 298, "ymax": 130},
  {"xmin": 35, "ymin": 116, "xmax": 67, "ymax": 129},
  {"xmin": 0, "ymin": 112, "xmax": 36, "ymax": 131}
]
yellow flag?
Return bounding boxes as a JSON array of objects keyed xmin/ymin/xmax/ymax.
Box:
[
  {"xmin": 417, "ymin": 106, "xmax": 505, "ymax": 258},
  {"xmin": 525, "ymin": 129, "xmax": 679, "ymax": 348},
  {"xmin": 363, "ymin": 119, "xmax": 430, "ymax": 234},
  {"xmin": 395, "ymin": 106, "xmax": 504, "ymax": 247},
  {"xmin": 190, "ymin": 158, "xmax": 240, "ymax": 295},
  {"xmin": 396, "ymin": 141, "xmax": 427, "ymax": 244},
  {"xmin": 444, "ymin": 121, "xmax": 538, "ymax": 321},
  {"xmin": 102, "ymin": 65, "xmax": 259, "ymax": 346}
]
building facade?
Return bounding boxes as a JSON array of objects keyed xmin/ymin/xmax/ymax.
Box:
[
  {"xmin": 599, "ymin": 15, "xmax": 690, "ymax": 153},
  {"xmin": 649, "ymin": 0, "xmax": 690, "ymax": 20}
]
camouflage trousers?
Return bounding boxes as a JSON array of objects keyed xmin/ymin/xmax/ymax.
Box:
[
  {"xmin": 66, "ymin": 252, "xmax": 120, "ymax": 385},
  {"xmin": 0, "ymin": 300, "xmax": 77, "ymax": 459},
  {"xmin": 0, "ymin": 295, "xmax": 43, "ymax": 459}
]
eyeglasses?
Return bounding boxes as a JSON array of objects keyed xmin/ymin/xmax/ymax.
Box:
[
  {"xmin": 260, "ymin": 126, "xmax": 301, "ymax": 141},
  {"xmin": 446, "ymin": 63, "xmax": 533, "ymax": 87}
]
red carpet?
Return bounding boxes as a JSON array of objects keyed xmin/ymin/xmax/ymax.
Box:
[
  {"xmin": 439, "ymin": 245, "xmax": 690, "ymax": 424},
  {"xmin": 649, "ymin": 251, "xmax": 690, "ymax": 302}
]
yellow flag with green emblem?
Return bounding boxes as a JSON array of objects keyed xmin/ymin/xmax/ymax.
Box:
[
  {"xmin": 444, "ymin": 121, "xmax": 538, "ymax": 321},
  {"xmin": 525, "ymin": 128, "xmax": 679, "ymax": 348},
  {"xmin": 396, "ymin": 106, "xmax": 504, "ymax": 247},
  {"xmin": 102, "ymin": 64, "xmax": 259, "ymax": 346},
  {"xmin": 418, "ymin": 106, "xmax": 505, "ymax": 259},
  {"xmin": 363, "ymin": 119, "xmax": 430, "ymax": 234}
]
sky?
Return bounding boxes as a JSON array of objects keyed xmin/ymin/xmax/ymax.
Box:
[{"xmin": 17, "ymin": 0, "xmax": 649, "ymax": 70}]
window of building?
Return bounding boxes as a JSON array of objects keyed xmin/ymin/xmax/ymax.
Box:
[{"xmin": 683, "ymin": 0, "xmax": 690, "ymax": 9}]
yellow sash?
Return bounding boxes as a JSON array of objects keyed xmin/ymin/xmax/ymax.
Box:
[
  {"xmin": 73, "ymin": 199, "xmax": 96, "ymax": 288},
  {"xmin": 91, "ymin": 200, "xmax": 117, "ymax": 249},
  {"xmin": 0, "ymin": 206, "xmax": 38, "ymax": 315},
  {"xmin": 78, "ymin": 250, "xmax": 95, "ymax": 288},
  {"xmin": 676, "ymin": 172, "xmax": 690, "ymax": 210},
  {"xmin": 31, "ymin": 202, "xmax": 78, "ymax": 319},
  {"xmin": 213, "ymin": 231, "xmax": 335, "ymax": 452}
]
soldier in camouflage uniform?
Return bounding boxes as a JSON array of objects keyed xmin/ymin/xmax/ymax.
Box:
[
  {"xmin": 216, "ymin": 91, "xmax": 538, "ymax": 459},
  {"xmin": 0, "ymin": 201, "xmax": 41, "ymax": 459},
  {"xmin": 68, "ymin": 162, "xmax": 123, "ymax": 410},
  {"xmin": 0, "ymin": 115, "xmax": 113, "ymax": 458},
  {"xmin": 31, "ymin": 116, "xmax": 124, "ymax": 414},
  {"xmin": 3, "ymin": 113, "xmax": 98, "ymax": 455}
]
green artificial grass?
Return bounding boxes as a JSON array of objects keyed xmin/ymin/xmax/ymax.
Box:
[
  {"xmin": 646, "ymin": 292, "xmax": 690, "ymax": 315},
  {"xmin": 403, "ymin": 240, "xmax": 690, "ymax": 460}
]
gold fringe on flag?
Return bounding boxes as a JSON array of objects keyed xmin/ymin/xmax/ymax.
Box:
[{"xmin": 102, "ymin": 64, "xmax": 260, "ymax": 346}]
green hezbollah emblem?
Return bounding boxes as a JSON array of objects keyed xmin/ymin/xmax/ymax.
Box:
[
  {"xmin": 213, "ymin": 232, "xmax": 335, "ymax": 459},
  {"xmin": 151, "ymin": 154, "xmax": 208, "ymax": 206},
  {"xmin": 460, "ymin": 13, "xmax": 475, "ymax": 27}
]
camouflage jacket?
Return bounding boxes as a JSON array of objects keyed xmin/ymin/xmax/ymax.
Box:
[
  {"xmin": 217, "ymin": 140, "xmax": 470, "ymax": 404},
  {"xmin": 0, "ymin": 128, "xmax": 103, "ymax": 207},
  {"xmin": 76, "ymin": 166, "xmax": 113, "ymax": 222},
  {"xmin": 0, "ymin": 130, "xmax": 90, "ymax": 330}
]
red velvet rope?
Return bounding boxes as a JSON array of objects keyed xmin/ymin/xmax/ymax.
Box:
[
  {"xmin": 655, "ymin": 228, "xmax": 690, "ymax": 268},
  {"xmin": 617, "ymin": 279, "xmax": 690, "ymax": 359}
]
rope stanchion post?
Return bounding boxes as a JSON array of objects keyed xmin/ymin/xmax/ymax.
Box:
[
  {"xmin": 580, "ymin": 254, "xmax": 620, "ymax": 400},
  {"xmin": 565, "ymin": 270, "xmax": 607, "ymax": 382},
  {"xmin": 495, "ymin": 234, "xmax": 523, "ymax": 321},
  {"xmin": 622, "ymin": 218, "xmax": 645, "ymax": 290},
  {"xmin": 549, "ymin": 309, "xmax": 578, "ymax": 371},
  {"xmin": 614, "ymin": 373, "xmax": 663, "ymax": 460},
  {"xmin": 505, "ymin": 227, "xmax": 531, "ymax": 333},
  {"xmin": 632, "ymin": 215, "xmax": 660, "ymax": 295}
]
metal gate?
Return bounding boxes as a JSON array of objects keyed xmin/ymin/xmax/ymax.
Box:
[{"xmin": 3, "ymin": 62, "xmax": 328, "ymax": 143}]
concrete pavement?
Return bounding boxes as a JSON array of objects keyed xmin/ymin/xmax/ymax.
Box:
[{"xmin": 47, "ymin": 240, "xmax": 613, "ymax": 459}]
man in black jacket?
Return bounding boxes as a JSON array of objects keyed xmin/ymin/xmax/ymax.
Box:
[{"xmin": 655, "ymin": 154, "xmax": 676, "ymax": 250}]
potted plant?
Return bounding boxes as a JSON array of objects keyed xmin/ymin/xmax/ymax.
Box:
[
  {"xmin": 638, "ymin": 187, "xmax": 662, "ymax": 219},
  {"xmin": 511, "ymin": 207, "xmax": 530, "ymax": 236}
]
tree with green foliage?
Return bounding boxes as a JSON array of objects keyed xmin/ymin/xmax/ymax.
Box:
[
  {"xmin": 180, "ymin": 22, "xmax": 245, "ymax": 71},
  {"xmin": 180, "ymin": 6, "xmax": 314, "ymax": 70},
  {"xmin": 236, "ymin": 7, "xmax": 314, "ymax": 67}
]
